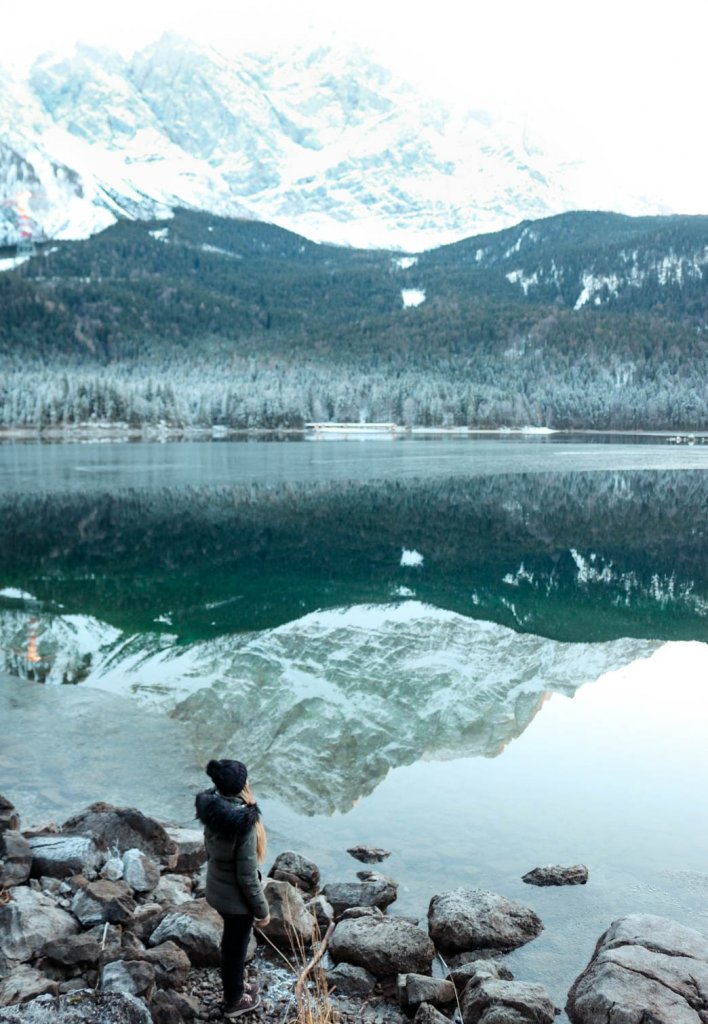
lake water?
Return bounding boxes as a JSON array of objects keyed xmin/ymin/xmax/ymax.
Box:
[{"xmin": 1, "ymin": 436, "xmax": 707, "ymax": 1018}]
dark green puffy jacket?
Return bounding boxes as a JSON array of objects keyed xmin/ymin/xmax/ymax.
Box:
[{"xmin": 195, "ymin": 789, "xmax": 269, "ymax": 919}]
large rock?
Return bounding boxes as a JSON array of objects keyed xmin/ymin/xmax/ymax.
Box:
[
  {"xmin": 121, "ymin": 850, "xmax": 160, "ymax": 894},
  {"xmin": 163, "ymin": 829, "xmax": 205, "ymax": 874},
  {"xmin": 462, "ymin": 979, "xmax": 558, "ymax": 1024},
  {"xmin": 0, "ymin": 990, "xmax": 153, "ymax": 1023},
  {"xmin": 397, "ymin": 974, "xmax": 456, "ymax": 1013},
  {"xmin": 428, "ymin": 889, "xmax": 543, "ymax": 954},
  {"xmin": 0, "ymin": 800, "xmax": 19, "ymax": 837},
  {"xmin": 330, "ymin": 916, "xmax": 435, "ymax": 978},
  {"xmin": 262, "ymin": 879, "xmax": 315, "ymax": 948},
  {"xmin": 0, "ymin": 834, "xmax": 32, "ymax": 888},
  {"xmin": 27, "ymin": 836, "xmax": 102, "ymax": 880},
  {"xmin": 71, "ymin": 880, "xmax": 136, "ymax": 927},
  {"xmin": 61, "ymin": 805, "xmax": 177, "ymax": 868},
  {"xmin": 101, "ymin": 961, "xmax": 155, "ymax": 1002},
  {"xmin": 521, "ymin": 865, "xmax": 588, "ymax": 887},
  {"xmin": 148, "ymin": 900, "xmax": 222, "ymax": 967},
  {"xmin": 323, "ymin": 875, "xmax": 398, "ymax": 917},
  {"xmin": 0, "ymin": 967, "xmax": 58, "ymax": 1007},
  {"xmin": 267, "ymin": 851, "xmax": 320, "ymax": 893},
  {"xmin": 0, "ymin": 888, "xmax": 78, "ymax": 965},
  {"xmin": 566, "ymin": 914, "xmax": 708, "ymax": 1024}
]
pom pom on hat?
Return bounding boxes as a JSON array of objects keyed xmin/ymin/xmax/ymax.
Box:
[{"xmin": 206, "ymin": 759, "xmax": 248, "ymax": 795}]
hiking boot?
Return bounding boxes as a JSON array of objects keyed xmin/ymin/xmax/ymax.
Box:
[{"xmin": 223, "ymin": 990, "xmax": 260, "ymax": 1019}]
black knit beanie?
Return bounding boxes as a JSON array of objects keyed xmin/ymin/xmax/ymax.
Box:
[{"xmin": 206, "ymin": 759, "xmax": 248, "ymax": 796}]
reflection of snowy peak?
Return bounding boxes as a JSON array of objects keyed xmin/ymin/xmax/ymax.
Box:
[
  {"xmin": 0, "ymin": 598, "xmax": 658, "ymax": 814},
  {"xmin": 1, "ymin": 37, "xmax": 665, "ymax": 250}
]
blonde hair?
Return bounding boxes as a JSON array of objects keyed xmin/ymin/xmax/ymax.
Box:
[{"xmin": 241, "ymin": 781, "xmax": 267, "ymax": 864}]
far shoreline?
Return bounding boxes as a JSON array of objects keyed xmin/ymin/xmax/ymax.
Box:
[{"xmin": 0, "ymin": 423, "xmax": 706, "ymax": 444}]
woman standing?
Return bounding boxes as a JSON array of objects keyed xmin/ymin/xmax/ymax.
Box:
[{"xmin": 195, "ymin": 759, "xmax": 270, "ymax": 1019}]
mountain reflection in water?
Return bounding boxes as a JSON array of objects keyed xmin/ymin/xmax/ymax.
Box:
[{"xmin": 0, "ymin": 467, "xmax": 706, "ymax": 644}]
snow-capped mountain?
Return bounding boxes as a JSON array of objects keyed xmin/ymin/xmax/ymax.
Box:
[{"xmin": 0, "ymin": 35, "xmax": 673, "ymax": 251}]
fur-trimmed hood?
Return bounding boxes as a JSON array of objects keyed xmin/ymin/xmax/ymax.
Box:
[{"xmin": 195, "ymin": 788, "xmax": 261, "ymax": 838}]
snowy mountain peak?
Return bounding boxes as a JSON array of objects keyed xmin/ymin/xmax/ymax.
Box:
[{"xmin": 1, "ymin": 36, "xmax": 678, "ymax": 250}]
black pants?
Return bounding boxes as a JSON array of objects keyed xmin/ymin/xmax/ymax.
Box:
[{"xmin": 219, "ymin": 912, "xmax": 254, "ymax": 1003}]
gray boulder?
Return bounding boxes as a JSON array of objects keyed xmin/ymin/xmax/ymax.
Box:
[
  {"xmin": 163, "ymin": 828, "xmax": 205, "ymax": 874},
  {"xmin": 305, "ymin": 895, "xmax": 334, "ymax": 931},
  {"xmin": 347, "ymin": 846, "xmax": 392, "ymax": 864},
  {"xmin": 129, "ymin": 905, "xmax": 172, "ymax": 944},
  {"xmin": 138, "ymin": 941, "xmax": 190, "ymax": 990},
  {"xmin": 0, "ymin": 888, "xmax": 78, "ymax": 965},
  {"xmin": 0, "ymin": 990, "xmax": 152, "ymax": 1023},
  {"xmin": 326, "ymin": 962, "xmax": 377, "ymax": 997},
  {"xmin": 151, "ymin": 874, "xmax": 192, "ymax": 907},
  {"xmin": 70, "ymin": 880, "xmax": 136, "ymax": 927},
  {"xmin": 267, "ymin": 851, "xmax": 320, "ymax": 893},
  {"xmin": 0, "ymin": 833, "xmax": 32, "ymax": 888},
  {"xmin": 462, "ymin": 979, "xmax": 558, "ymax": 1024},
  {"xmin": 121, "ymin": 850, "xmax": 160, "ymax": 894},
  {"xmin": 566, "ymin": 913, "xmax": 708, "ymax": 1024},
  {"xmin": 0, "ymin": 799, "xmax": 19, "ymax": 837},
  {"xmin": 447, "ymin": 959, "xmax": 514, "ymax": 992},
  {"xmin": 522, "ymin": 865, "xmax": 588, "ymax": 887},
  {"xmin": 61, "ymin": 805, "xmax": 177, "ymax": 868},
  {"xmin": 339, "ymin": 906, "xmax": 384, "ymax": 921},
  {"xmin": 100, "ymin": 961, "xmax": 155, "ymax": 1001},
  {"xmin": 330, "ymin": 916, "xmax": 435, "ymax": 978},
  {"xmin": 26, "ymin": 836, "xmax": 102, "ymax": 880},
  {"xmin": 0, "ymin": 967, "xmax": 58, "ymax": 1007},
  {"xmin": 150, "ymin": 990, "xmax": 200, "ymax": 1024},
  {"xmin": 41, "ymin": 933, "xmax": 102, "ymax": 969},
  {"xmin": 413, "ymin": 1006, "xmax": 451, "ymax": 1024},
  {"xmin": 428, "ymin": 889, "xmax": 543, "ymax": 954},
  {"xmin": 100, "ymin": 858, "xmax": 124, "ymax": 882},
  {"xmin": 398, "ymin": 973, "xmax": 456, "ymax": 1013},
  {"xmin": 323, "ymin": 876, "xmax": 398, "ymax": 917},
  {"xmin": 148, "ymin": 899, "xmax": 222, "ymax": 967},
  {"xmin": 262, "ymin": 879, "xmax": 315, "ymax": 948}
]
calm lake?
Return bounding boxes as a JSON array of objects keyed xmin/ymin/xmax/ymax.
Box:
[{"xmin": 1, "ymin": 436, "xmax": 707, "ymax": 1018}]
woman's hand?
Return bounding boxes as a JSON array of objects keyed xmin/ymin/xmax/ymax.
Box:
[{"xmin": 254, "ymin": 914, "xmax": 271, "ymax": 928}]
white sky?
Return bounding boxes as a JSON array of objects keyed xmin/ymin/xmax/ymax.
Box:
[{"xmin": 2, "ymin": 0, "xmax": 707, "ymax": 211}]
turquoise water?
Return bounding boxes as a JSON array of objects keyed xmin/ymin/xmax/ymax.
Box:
[{"xmin": 0, "ymin": 436, "xmax": 706, "ymax": 1018}]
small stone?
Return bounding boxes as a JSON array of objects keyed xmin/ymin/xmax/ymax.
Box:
[
  {"xmin": 522, "ymin": 864, "xmax": 588, "ymax": 887},
  {"xmin": 347, "ymin": 846, "xmax": 392, "ymax": 864}
]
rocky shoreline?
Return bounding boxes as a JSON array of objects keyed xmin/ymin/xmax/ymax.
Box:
[{"xmin": 1, "ymin": 795, "xmax": 707, "ymax": 1024}]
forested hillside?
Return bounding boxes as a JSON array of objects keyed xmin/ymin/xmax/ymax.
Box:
[{"xmin": 0, "ymin": 209, "xmax": 706, "ymax": 430}]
